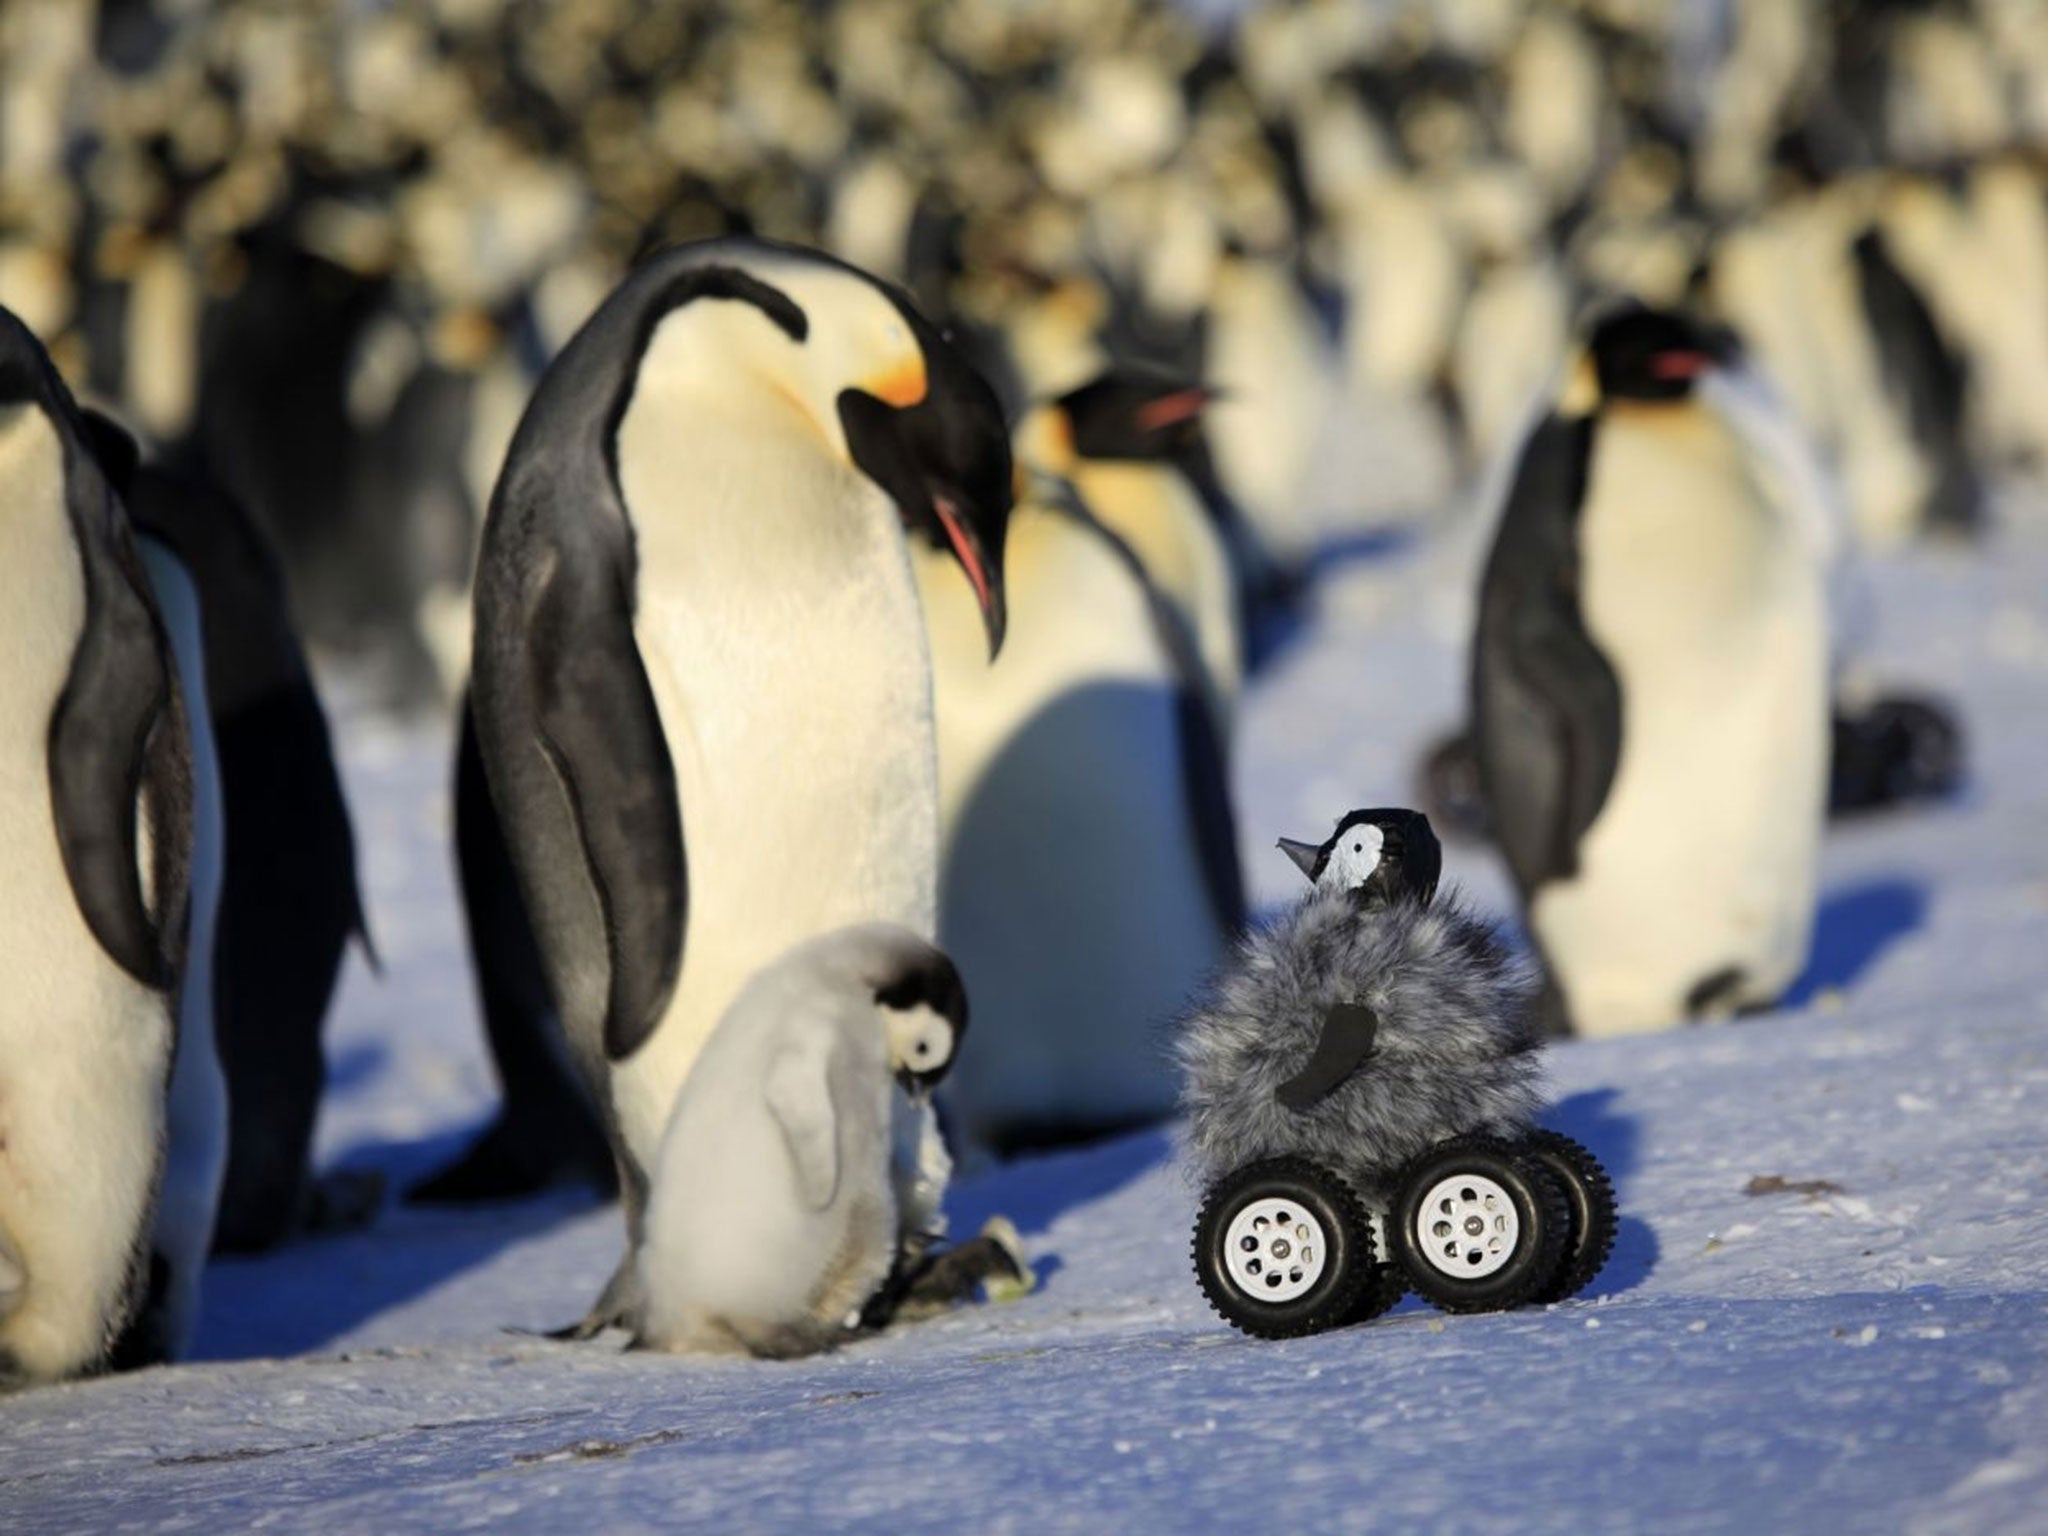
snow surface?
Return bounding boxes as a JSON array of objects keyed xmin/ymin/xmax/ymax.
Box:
[{"xmin": 4, "ymin": 497, "xmax": 2047, "ymax": 1534}]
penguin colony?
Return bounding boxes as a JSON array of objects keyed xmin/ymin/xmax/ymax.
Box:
[
  {"xmin": 10, "ymin": 0, "xmax": 2048, "ymax": 680},
  {"xmin": 0, "ymin": 0, "xmax": 2036, "ymax": 1384}
]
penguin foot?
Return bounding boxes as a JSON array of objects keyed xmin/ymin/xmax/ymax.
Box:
[
  {"xmin": 405, "ymin": 1117, "xmax": 618, "ymax": 1206},
  {"xmin": 544, "ymin": 1255, "xmax": 641, "ymax": 1341},
  {"xmin": 303, "ymin": 1169, "xmax": 386, "ymax": 1235},
  {"xmin": 868, "ymin": 1218, "xmax": 1034, "ymax": 1327}
]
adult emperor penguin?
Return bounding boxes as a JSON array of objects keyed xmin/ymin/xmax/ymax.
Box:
[
  {"xmin": 914, "ymin": 460, "xmax": 1245, "ymax": 1156},
  {"xmin": 634, "ymin": 924, "xmax": 976, "ymax": 1358},
  {"xmin": 116, "ymin": 520, "xmax": 225, "ymax": 1369},
  {"xmin": 103, "ymin": 440, "xmax": 372, "ymax": 1251},
  {"xmin": 1022, "ymin": 367, "xmax": 1246, "ymax": 722},
  {"xmin": 469, "ymin": 238, "xmax": 1011, "ymax": 1334},
  {"xmin": 0, "ymin": 310, "xmax": 199, "ymax": 1387},
  {"xmin": 1472, "ymin": 307, "xmax": 1830, "ymax": 1039}
]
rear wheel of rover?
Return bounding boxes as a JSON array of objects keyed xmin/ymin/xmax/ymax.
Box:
[
  {"xmin": 1519, "ymin": 1130, "xmax": 1618, "ymax": 1303},
  {"xmin": 1194, "ymin": 1158, "xmax": 1376, "ymax": 1339},
  {"xmin": 1390, "ymin": 1138, "xmax": 1568, "ymax": 1314}
]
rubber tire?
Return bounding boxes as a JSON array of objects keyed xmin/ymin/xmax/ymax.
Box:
[
  {"xmin": 1346, "ymin": 1257, "xmax": 1408, "ymax": 1325},
  {"xmin": 1520, "ymin": 1130, "xmax": 1618, "ymax": 1303},
  {"xmin": 1194, "ymin": 1158, "xmax": 1376, "ymax": 1339},
  {"xmin": 1390, "ymin": 1137, "xmax": 1569, "ymax": 1314}
]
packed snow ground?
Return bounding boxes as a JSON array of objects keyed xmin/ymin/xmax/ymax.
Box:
[{"xmin": 3, "ymin": 496, "xmax": 2047, "ymax": 1535}]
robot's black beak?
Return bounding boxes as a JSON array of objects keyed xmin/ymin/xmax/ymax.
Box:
[{"xmin": 1276, "ymin": 838, "xmax": 1321, "ymax": 881}]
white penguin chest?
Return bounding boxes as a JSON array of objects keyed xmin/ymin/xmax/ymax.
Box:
[{"xmin": 608, "ymin": 404, "xmax": 941, "ymax": 1167}]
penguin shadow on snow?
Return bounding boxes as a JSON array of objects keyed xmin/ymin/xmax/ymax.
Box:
[
  {"xmin": 189, "ymin": 1129, "xmax": 606, "ymax": 1361},
  {"xmin": 1783, "ymin": 878, "xmax": 1929, "ymax": 1008},
  {"xmin": 1541, "ymin": 1088, "xmax": 1657, "ymax": 1299},
  {"xmin": 1243, "ymin": 527, "xmax": 1422, "ymax": 678}
]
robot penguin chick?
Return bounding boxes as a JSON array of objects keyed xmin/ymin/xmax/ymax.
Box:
[
  {"xmin": 1176, "ymin": 808, "xmax": 1615, "ymax": 1339},
  {"xmin": 1178, "ymin": 809, "xmax": 1544, "ymax": 1202}
]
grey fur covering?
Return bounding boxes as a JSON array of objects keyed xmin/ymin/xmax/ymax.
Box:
[{"xmin": 1175, "ymin": 886, "xmax": 1545, "ymax": 1200}]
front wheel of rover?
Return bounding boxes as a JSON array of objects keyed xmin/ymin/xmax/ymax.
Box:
[
  {"xmin": 1194, "ymin": 1158, "xmax": 1376, "ymax": 1339},
  {"xmin": 1519, "ymin": 1130, "xmax": 1617, "ymax": 1303},
  {"xmin": 1390, "ymin": 1138, "xmax": 1568, "ymax": 1314}
]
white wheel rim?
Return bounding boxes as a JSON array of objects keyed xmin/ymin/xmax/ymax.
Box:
[
  {"xmin": 1222, "ymin": 1197, "xmax": 1328, "ymax": 1304},
  {"xmin": 1413, "ymin": 1173, "xmax": 1522, "ymax": 1280}
]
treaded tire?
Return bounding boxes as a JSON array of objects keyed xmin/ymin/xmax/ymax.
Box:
[
  {"xmin": 1520, "ymin": 1130, "xmax": 1618, "ymax": 1303},
  {"xmin": 1194, "ymin": 1158, "xmax": 1375, "ymax": 1339},
  {"xmin": 1390, "ymin": 1137, "xmax": 1568, "ymax": 1314},
  {"xmin": 1346, "ymin": 1256, "xmax": 1408, "ymax": 1325}
]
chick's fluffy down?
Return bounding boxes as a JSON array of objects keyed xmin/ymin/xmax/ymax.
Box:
[{"xmin": 1176, "ymin": 887, "xmax": 1543, "ymax": 1199}]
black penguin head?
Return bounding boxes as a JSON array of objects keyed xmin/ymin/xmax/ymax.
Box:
[
  {"xmin": 1053, "ymin": 364, "xmax": 1216, "ymax": 465},
  {"xmin": 876, "ymin": 944, "xmax": 969, "ymax": 1097},
  {"xmin": 1588, "ymin": 307, "xmax": 1733, "ymax": 403},
  {"xmin": 1278, "ymin": 808, "xmax": 1441, "ymax": 910},
  {"xmin": 837, "ymin": 291, "xmax": 1012, "ymax": 659}
]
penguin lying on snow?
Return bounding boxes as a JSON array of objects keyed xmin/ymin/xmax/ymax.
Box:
[
  {"xmin": 1177, "ymin": 810, "xmax": 1542, "ymax": 1204},
  {"xmin": 636, "ymin": 924, "xmax": 1025, "ymax": 1359}
]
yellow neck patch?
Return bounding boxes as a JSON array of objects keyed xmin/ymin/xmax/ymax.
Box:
[{"xmin": 864, "ymin": 355, "xmax": 929, "ymax": 407}]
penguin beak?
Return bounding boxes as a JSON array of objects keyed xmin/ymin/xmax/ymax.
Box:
[
  {"xmin": 932, "ymin": 487, "xmax": 1007, "ymax": 659},
  {"xmin": 1650, "ymin": 349, "xmax": 1713, "ymax": 381},
  {"xmin": 1277, "ymin": 837, "xmax": 1322, "ymax": 881},
  {"xmin": 1135, "ymin": 386, "xmax": 1216, "ymax": 433}
]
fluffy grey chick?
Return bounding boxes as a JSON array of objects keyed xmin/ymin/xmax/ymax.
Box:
[
  {"xmin": 1177, "ymin": 809, "xmax": 1544, "ymax": 1202},
  {"xmin": 634, "ymin": 923, "xmax": 967, "ymax": 1360}
]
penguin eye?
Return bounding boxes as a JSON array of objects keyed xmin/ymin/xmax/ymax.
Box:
[{"xmin": 915, "ymin": 1042, "xmax": 930, "ymax": 1057}]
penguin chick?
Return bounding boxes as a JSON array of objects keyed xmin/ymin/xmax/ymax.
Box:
[
  {"xmin": 634, "ymin": 924, "xmax": 967, "ymax": 1360},
  {"xmin": 1177, "ymin": 810, "xmax": 1541, "ymax": 1204}
]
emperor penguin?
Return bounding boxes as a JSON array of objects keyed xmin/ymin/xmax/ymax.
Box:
[
  {"xmin": 117, "ymin": 525, "xmax": 225, "ymax": 1369},
  {"xmin": 914, "ymin": 460, "xmax": 1245, "ymax": 1156},
  {"xmin": 469, "ymin": 238, "xmax": 1012, "ymax": 1334},
  {"xmin": 1472, "ymin": 307, "xmax": 1831, "ymax": 1039},
  {"xmin": 634, "ymin": 924, "xmax": 967, "ymax": 1359},
  {"xmin": 1022, "ymin": 366, "xmax": 1246, "ymax": 722},
  {"xmin": 0, "ymin": 311, "xmax": 199, "ymax": 1387},
  {"xmin": 405, "ymin": 694, "xmax": 617, "ymax": 1206},
  {"xmin": 105, "ymin": 442, "xmax": 372, "ymax": 1251}
]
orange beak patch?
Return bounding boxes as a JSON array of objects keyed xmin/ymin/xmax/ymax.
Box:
[
  {"xmin": 864, "ymin": 356, "xmax": 929, "ymax": 407},
  {"xmin": 1135, "ymin": 388, "xmax": 1212, "ymax": 432},
  {"xmin": 1651, "ymin": 350, "xmax": 1713, "ymax": 381},
  {"xmin": 934, "ymin": 493, "xmax": 991, "ymax": 617}
]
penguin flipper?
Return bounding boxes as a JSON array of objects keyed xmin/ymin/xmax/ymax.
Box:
[
  {"xmin": 49, "ymin": 453, "xmax": 189, "ymax": 989},
  {"xmin": 1274, "ymin": 1002, "xmax": 1380, "ymax": 1110},
  {"xmin": 525, "ymin": 550, "xmax": 687, "ymax": 1063},
  {"xmin": 764, "ymin": 1038, "xmax": 841, "ymax": 1212},
  {"xmin": 1473, "ymin": 414, "xmax": 1620, "ymax": 894}
]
